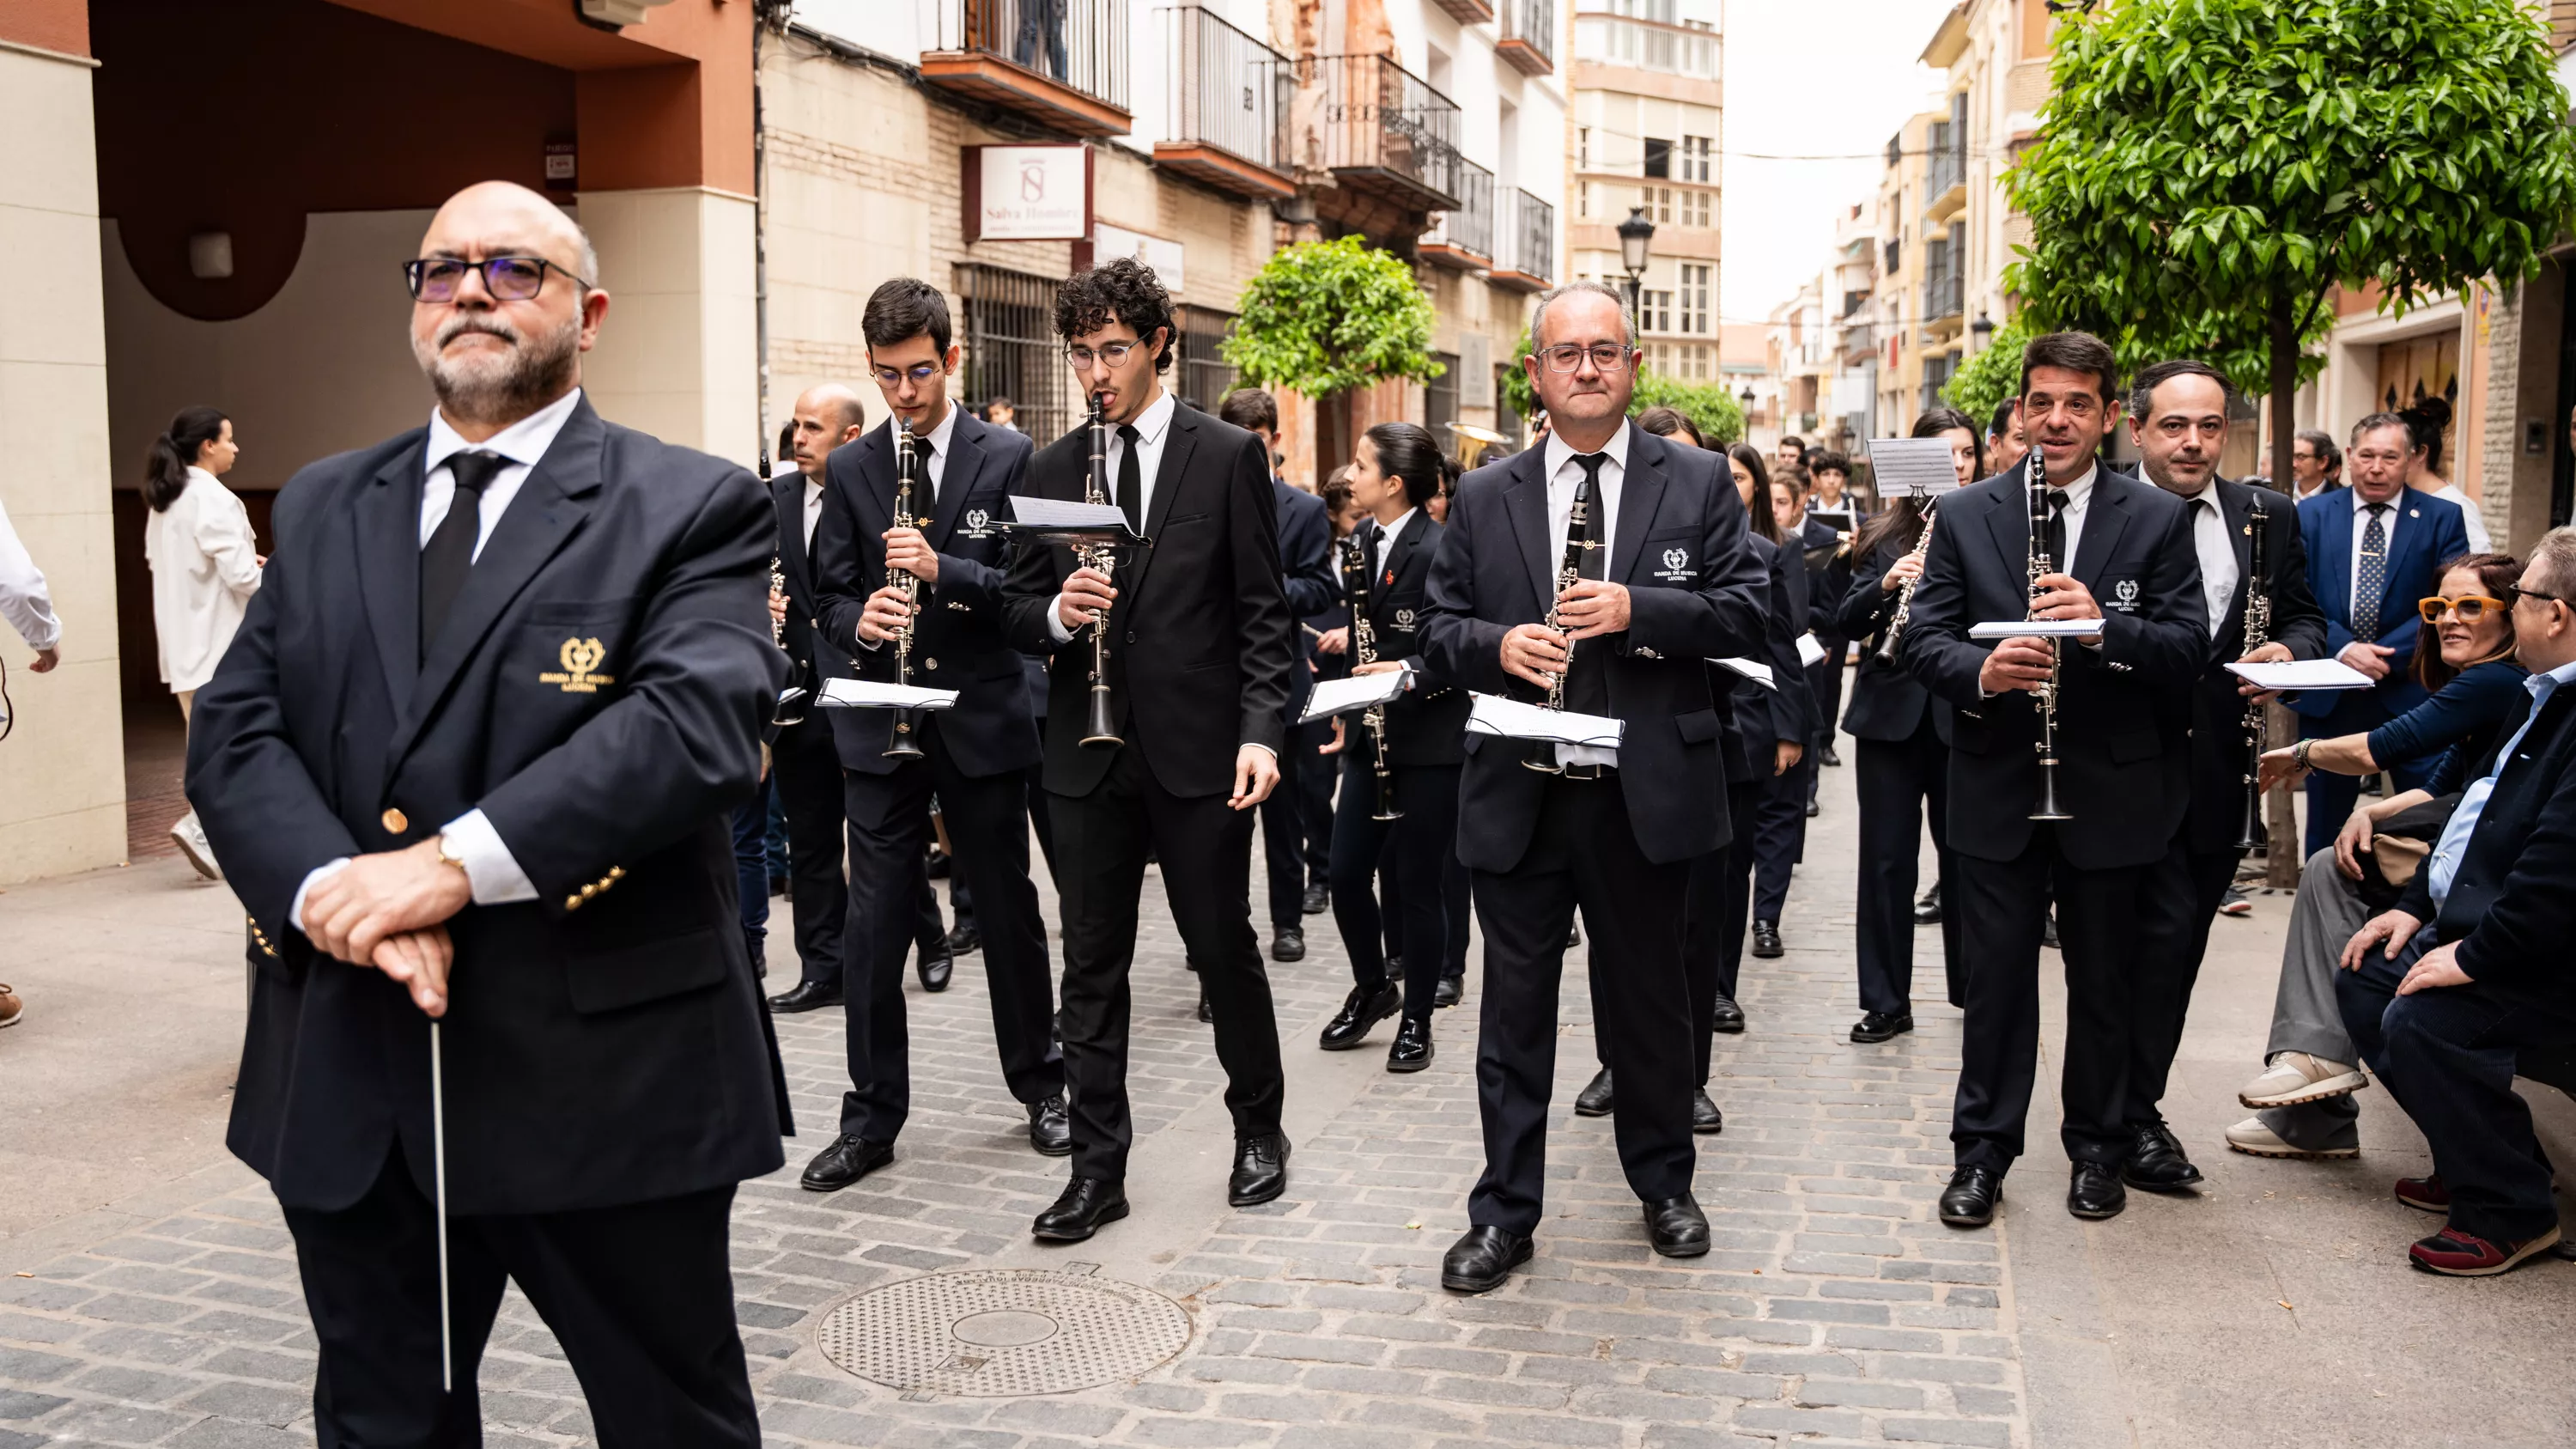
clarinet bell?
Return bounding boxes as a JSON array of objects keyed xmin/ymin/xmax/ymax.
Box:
[
  {"xmin": 1080, "ymin": 680, "xmax": 1121, "ymax": 749},
  {"xmin": 772, "ymin": 687, "xmax": 811, "ymax": 729},
  {"xmin": 2028, "ymin": 758, "xmax": 2074, "ymax": 822},
  {"xmin": 883, "ymin": 706, "xmax": 926, "ymax": 759}
]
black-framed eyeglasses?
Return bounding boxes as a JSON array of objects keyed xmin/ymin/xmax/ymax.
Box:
[
  {"xmin": 872, "ymin": 362, "xmax": 945, "ymax": 386},
  {"xmin": 2510, "ymin": 584, "xmax": 2565, "ymax": 609},
  {"xmin": 404, "ymin": 256, "xmax": 592, "ymax": 303},
  {"xmin": 1065, "ymin": 340, "xmax": 1145, "ymax": 370},
  {"xmin": 1536, "ymin": 344, "xmax": 1634, "ymax": 374}
]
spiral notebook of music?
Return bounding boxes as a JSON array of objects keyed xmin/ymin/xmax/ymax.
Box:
[{"xmin": 1299, "ymin": 669, "xmax": 1414, "ymax": 724}]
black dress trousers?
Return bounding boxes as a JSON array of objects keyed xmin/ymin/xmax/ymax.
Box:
[
  {"xmin": 1852, "ymin": 712, "xmax": 1963, "ymax": 1016},
  {"xmin": 1258, "ymin": 740, "xmax": 1309, "ymax": 931},
  {"xmin": 1469, "ymin": 775, "xmax": 1695, "ymax": 1236},
  {"xmin": 1706, "ymin": 777, "xmax": 1767, "ymax": 1003},
  {"xmin": 1326, "ymin": 756, "xmax": 1461, "ymax": 1018},
  {"xmin": 2123, "ymin": 840, "xmax": 2243, "ymax": 1129},
  {"xmin": 284, "ymin": 1150, "xmax": 757, "ymax": 1449},
  {"xmin": 769, "ymin": 712, "xmax": 849, "ymax": 989},
  {"xmin": 1752, "ymin": 752, "xmax": 1814, "ymax": 921}
]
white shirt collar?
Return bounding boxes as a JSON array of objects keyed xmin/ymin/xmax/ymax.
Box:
[
  {"xmin": 1544, "ymin": 419, "xmax": 1633, "ymax": 482},
  {"xmin": 911, "ymin": 399, "xmax": 962, "ymax": 458},
  {"xmin": 425, "ymin": 387, "xmax": 583, "ymax": 475},
  {"xmin": 1121, "ymin": 387, "xmax": 1177, "ymax": 447},
  {"xmin": 2053, "ymin": 460, "xmax": 2099, "ymax": 502},
  {"xmin": 2352, "ymin": 486, "xmax": 2400, "ymax": 516},
  {"xmin": 1376, "ymin": 507, "xmax": 1418, "ymax": 551}
]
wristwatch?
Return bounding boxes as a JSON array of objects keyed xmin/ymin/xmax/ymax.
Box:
[{"xmin": 433, "ymin": 833, "xmax": 471, "ymax": 880}]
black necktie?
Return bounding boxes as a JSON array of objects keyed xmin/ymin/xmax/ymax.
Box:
[
  {"xmin": 1565, "ymin": 453, "xmax": 1611, "ymax": 716},
  {"xmin": 2044, "ymin": 488, "xmax": 2070, "ymax": 571},
  {"xmin": 422, "ymin": 450, "xmax": 505, "ymax": 660},
  {"xmin": 1116, "ymin": 423, "xmax": 1143, "ymax": 535}
]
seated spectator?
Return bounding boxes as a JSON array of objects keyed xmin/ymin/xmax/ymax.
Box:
[
  {"xmin": 2333, "ymin": 529, "xmax": 2576, "ymax": 1275},
  {"xmin": 2227, "ymin": 553, "xmax": 2525, "ymax": 1158}
]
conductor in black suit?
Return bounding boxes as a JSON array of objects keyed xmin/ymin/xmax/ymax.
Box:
[
  {"xmin": 2118, "ymin": 360, "xmax": 2325, "ymax": 1190},
  {"xmin": 185, "ymin": 182, "xmax": 786, "ymax": 1446},
  {"xmin": 1419, "ymin": 282, "xmax": 1768, "ymax": 1294},
  {"xmin": 1899, "ymin": 330, "xmax": 2206, "ymax": 1229},
  {"xmin": 802, "ymin": 279, "xmax": 1069, "ymax": 1193},
  {"xmin": 762, "ymin": 384, "xmax": 866, "ymax": 1013},
  {"xmin": 999, "ymin": 259, "xmax": 1297, "ymax": 1241}
]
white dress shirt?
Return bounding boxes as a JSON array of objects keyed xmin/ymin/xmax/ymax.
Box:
[
  {"xmin": 2348, "ymin": 486, "xmax": 2400, "ymax": 615},
  {"xmin": 1045, "ymin": 387, "xmax": 1177, "ymax": 648},
  {"xmin": 143, "ymin": 468, "xmax": 262, "ymax": 692},
  {"xmin": 2167, "ymin": 480, "xmax": 2241, "ymax": 638},
  {"xmin": 1371, "ymin": 507, "xmax": 1418, "ymax": 581},
  {"xmin": 2042, "ymin": 460, "xmax": 2099, "ymax": 572},
  {"xmin": 1541, "ymin": 423, "xmax": 1631, "ymax": 767},
  {"xmin": 0, "ymin": 495, "xmax": 61, "ymax": 654},
  {"xmin": 856, "ymin": 401, "xmax": 962, "ymax": 652}
]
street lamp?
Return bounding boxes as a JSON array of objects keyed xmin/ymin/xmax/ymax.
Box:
[
  {"xmin": 1739, "ymin": 385, "xmax": 1756, "ymax": 407},
  {"xmin": 1970, "ymin": 312, "xmax": 1995, "ymax": 349},
  {"xmin": 1618, "ymin": 206, "xmax": 1656, "ymax": 327}
]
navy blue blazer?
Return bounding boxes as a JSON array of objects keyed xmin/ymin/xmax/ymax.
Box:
[
  {"xmin": 1420, "ymin": 428, "xmax": 1768, "ymax": 868},
  {"xmin": 2293, "ymin": 486, "xmax": 2469, "ymax": 721},
  {"xmin": 2395, "ymin": 683, "xmax": 2576, "ymax": 1014},
  {"xmin": 1274, "ymin": 478, "xmax": 1337, "ymax": 724},
  {"xmin": 1716, "ymin": 533, "xmax": 1818, "ymax": 782},
  {"xmin": 186, "ymin": 397, "xmax": 789, "ymax": 1215},
  {"xmin": 812, "ymin": 409, "xmax": 1041, "ymax": 777}
]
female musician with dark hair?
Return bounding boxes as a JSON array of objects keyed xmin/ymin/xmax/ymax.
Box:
[
  {"xmin": 1313, "ymin": 422, "xmax": 1472, "ymax": 1071},
  {"xmin": 1831, "ymin": 408, "xmax": 1981, "ymax": 1040},
  {"xmin": 143, "ymin": 405, "xmax": 258, "ymax": 879}
]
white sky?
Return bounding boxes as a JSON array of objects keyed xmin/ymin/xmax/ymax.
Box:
[{"xmin": 1719, "ymin": 0, "xmax": 1951, "ymax": 327}]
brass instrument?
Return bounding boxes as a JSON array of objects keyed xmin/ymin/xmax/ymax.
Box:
[
  {"xmin": 882, "ymin": 417, "xmax": 927, "ymax": 758},
  {"xmin": 1870, "ymin": 499, "xmax": 1938, "ymax": 668},
  {"xmin": 2026, "ymin": 447, "xmax": 2072, "ymax": 821},
  {"xmin": 1341, "ymin": 533, "xmax": 1402, "ymax": 821},
  {"xmin": 1078, "ymin": 396, "xmax": 1122, "ymax": 748},
  {"xmin": 2233, "ymin": 496, "xmax": 2272, "ymax": 850},
  {"xmin": 1522, "ymin": 470, "xmax": 1602, "ymax": 775},
  {"xmin": 1446, "ymin": 421, "xmax": 1509, "ymax": 472}
]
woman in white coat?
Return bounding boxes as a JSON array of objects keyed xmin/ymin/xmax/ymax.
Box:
[{"xmin": 143, "ymin": 406, "xmax": 258, "ymax": 879}]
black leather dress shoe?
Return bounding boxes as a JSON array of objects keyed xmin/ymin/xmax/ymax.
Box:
[
  {"xmin": 1819, "ymin": 743, "xmax": 1843, "ymax": 768},
  {"xmin": 1710, "ymin": 996, "xmax": 1745, "ymax": 1033},
  {"xmin": 1229, "ymin": 1133, "xmax": 1291, "ymax": 1206},
  {"xmin": 2122, "ymin": 1125, "xmax": 2204, "ymax": 1192},
  {"xmin": 1804, "ymin": 799, "xmax": 1821, "ymax": 819},
  {"xmin": 1441, "ymin": 1225, "xmax": 1533, "ymax": 1294},
  {"xmin": 1690, "ymin": 1089, "xmax": 1723, "ymax": 1135},
  {"xmin": 1386, "ymin": 1016, "xmax": 1433, "ymax": 1073},
  {"xmin": 944, "ymin": 920, "xmax": 981, "ymax": 955},
  {"xmin": 1026, "ymin": 1093, "xmax": 1072, "ymax": 1156},
  {"xmin": 1196, "ymin": 983, "xmax": 1214, "ymax": 1023},
  {"xmin": 1751, "ymin": 920, "xmax": 1783, "ymax": 959},
  {"xmin": 1565, "ymin": 921, "xmax": 1583, "ymax": 949},
  {"xmin": 2069, "ymin": 1160, "xmax": 2127, "ymax": 1220},
  {"xmin": 1318, "ymin": 982, "xmax": 1400, "ymax": 1050},
  {"xmin": 769, "ymin": 981, "xmax": 844, "ymax": 1014},
  {"xmin": 1913, "ymin": 882, "xmax": 1942, "ymax": 924},
  {"xmin": 917, "ymin": 949, "xmax": 952, "ymax": 993},
  {"xmin": 1301, "ymin": 882, "xmax": 1330, "ymax": 916},
  {"xmin": 1271, "ymin": 927, "xmax": 1305, "ymax": 963},
  {"xmin": 1032, "ymin": 1177, "xmax": 1128, "ymax": 1241},
  {"xmin": 1574, "ymin": 1067, "xmax": 1614, "ymax": 1117},
  {"xmin": 1940, "ymin": 1165, "xmax": 2003, "ymax": 1227},
  {"xmin": 1434, "ymin": 973, "xmax": 1464, "ymax": 1008},
  {"xmin": 2042, "ymin": 910, "xmax": 2061, "ymax": 950},
  {"xmin": 1643, "ymin": 1194, "xmax": 1710, "ymax": 1257},
  {"xmin": 1850, "ymin": 1010, "xmax": 1915, "ymax": 1043},
  {"xmin": 800, "ymin": 1135, "xmax": 895, "ymax": 1192}
]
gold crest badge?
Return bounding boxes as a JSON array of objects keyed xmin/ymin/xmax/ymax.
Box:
[{"xmin": 539, "ymin": 636, "xmax": 616, "ymax": 693}]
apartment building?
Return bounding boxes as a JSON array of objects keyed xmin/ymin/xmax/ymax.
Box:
[
  {"xmin": 1565, "ymin": 0, "xmax": 1722, "ymax": 386},
  {"xmin": 1869, "ymin": 106, "xmax": 1949, "ymax": 438}
]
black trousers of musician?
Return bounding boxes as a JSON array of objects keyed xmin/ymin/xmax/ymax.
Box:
[
  {"xmin": 1052, "ymin": 742, "xmax": 1286, "ymax": 1182},
  {"xmin": 2123, "ymin": 841, "xmax": 2245, "ymax": 1130},
  {"xmin": 1259, "ymin": 737, "xmax": 1310, "ymax": 932},
  {"xmin": 839, "ymin": 728, "xmax": 1062, "ymax": 1143},
  {"xmin": 1292, "ymin": 717, "xmax": 1336, "ymax": 890},
  {"xmin": 772, "ymin": 715, "xmax": 849, "ymax": 989},
  {"xmin": 1752, "ymin": 752, "xmax": 1814, "ymax": 921},
  {"xmin": 1703, "ymin": 778, "xmax": 1767, "ymax": 1011},
  {"xmin": 283, "ymin": 1149, "xmax": 756, "ymax": 1449},
  {"xmin": 1469, "ymin": 774, "xmax": 1695, "ymax": 1235},
  {"xmin": 1806, "ymin": 651, "xmax": 1844, "ymax": 804},
  {"xmin": 1951, "ymin": 829, "xmax": 2178, "ymax": 1173},
  {"xmin": 1853, "ymin": 715, "xmax": 1963, "ymax": 1015},
  {"xmin": 1327, "ymin": 755, "xmax": 1460, "ymax": 1020}
]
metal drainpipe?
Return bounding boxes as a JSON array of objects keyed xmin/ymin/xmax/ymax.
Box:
[{"xmin": 752, "ymin": 2, "xmax": 780, "ymax": 476}]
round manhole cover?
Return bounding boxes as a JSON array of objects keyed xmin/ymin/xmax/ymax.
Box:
[{"xmin": 815, "ymin": 1269, "xmax": 1193, "ymax": 1397}]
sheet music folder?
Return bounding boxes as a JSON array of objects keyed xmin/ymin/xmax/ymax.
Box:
[
  {"xmin": 818, "ymin": 679, "xmax": 963, "ymax": 711},
  {"xmin": 1867, "ymin": 436, "xmax": 1965, "ymax": 497},
  {"xmin": 1002, "ymin": 496, "xmax": 1146, "ymax": 547},
  {"xmin": 1299, "ymin": 669, "xmax": 1413, "ymax": 724},
  {"xmin": 1465, "ymin": 693, "xmax": 1625, "ymax": 748}
]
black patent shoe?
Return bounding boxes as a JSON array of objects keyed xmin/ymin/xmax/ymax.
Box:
[
  {"xmin": 1026, "ymin": 1093, "xmax": 1072, "ymax": 1157},
  {"xmin": 768, "ymin": 981, "xmax": 843, "ymax": 1014},
  {"xmin": 1643, "ymin": 1193, "xmax": 1710, "ymax": 1257},
  {"xmin": 1387, "ymin": 1016, "xmax": 1434, "ymax": 1074},
  {"xmin": 2069, "ymin": 1160, "xmax": 2127, "ymax": 1220},
  {"xmin": 1434, "ymin": 973, "xmax": 1464, "ymax": 1009},
  {"xmin": 1318, "ymin": 982, "xmax": 1400, "ymax": 1050},
  {"xmin": 1710, "ymin": 995, "xmax": 1746, "ymax": 1033},
  {"xmin": 1751, "ymin": 921, "xmax": 1783, "ymax": 959},
  {"xmin": 1229, "ymin": 1133, "xmax": 1291, "ymax": 1207},
  {"xmin": 1691, "ymin": 1088, "xmax": 1723, "ymax": 1135},
  {"xmin": 917, "ymin": 949, "xmax": 952, "ymax": 992},
  {"xmin": 1850, "ymin": 1010, "xmax": 1915, "ymax": 1043},
  {"xmin": 1032, "ymin": 1177, "xmax": 1129, "ymax": 1241},
  {"xmin": 2121, "ymin": 1125, "xmax": 2205, "ymax": 1192},
  {"xmin": 800, "ymin": 1135, "xmax": 895, "ymax": 1192},
  {"xmin": 1441, "ymin": 1225, "xmax": 1533, "ymax": 1294},
  {"xmin": 1940, "ymin": 1165, "xmax": 2002, "ymax": 1227},
  {"xmin": 1913, "ymin": 882, "xmax": 1942, "ymax": 923},
  {"xmin": 1574, "ymin": 1067, "xmax": 1614, "ymax": 1117}
]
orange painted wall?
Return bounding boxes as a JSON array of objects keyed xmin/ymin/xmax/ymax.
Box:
[{"xmin": 0, "ymin": 0, "xmax": 88, "ymax": 56}]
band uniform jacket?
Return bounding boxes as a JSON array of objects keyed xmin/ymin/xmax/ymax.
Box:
[
  {"xmin": 2291, "ymin": 487, "xmax": 2470, "ymax": 724},
  {"xmin": 1798, "ymin": 512, "xmax": 1853, "ymax": 643},
  {"xmin": 1347, "ymin": 509, "xmax": 1471, "ymax": 768},
  {"xmin": 811, "ymin": 410, "xmax": 1040, "ymax": 778},
  {"xmin": 1716, "ymin": 533, "xmax": 1819, "ymax": 783},
  {"xmin": 1419, "ymin": 427, "xmax": 1769, "ymax": 871},
  {"xmin": 2180, "ymin": 479, "xmax": 2327, "ymax": 851},
  {"xmin": 1898, "ymin": 465, "xmax": 2206, "ymax": 870},
  {"xmin": 999, "ymin": 402, "xmax": 1295, "ymax": 799},
  {"xmin": 1838, "ymin": 533, "xmax": 1954, "ymax": 746},
  {"xmin": 1275, "ymin": 478, "xmax": 1339, "ymax": 727},
  {"xmin": 185, "ymin": 397, "xmax": 791, "ymax": 1216}
]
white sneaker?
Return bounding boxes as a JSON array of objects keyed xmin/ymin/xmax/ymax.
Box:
[
  {"xmin": 169, "ymin": 811, "xmax": 222, "ymax": 881},
  {"xmin": 2225, "ymin": 1115, "xmax": 2358, "ymax": 1160},
  {"xmin": 2237, "ymin": 1051, "xmax": 2366, "ymax": 1109}
]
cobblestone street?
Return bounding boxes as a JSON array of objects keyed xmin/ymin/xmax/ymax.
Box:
[{"xmin": 5, "ymin": 753, "xmax": 2574, "ymax": 1449}]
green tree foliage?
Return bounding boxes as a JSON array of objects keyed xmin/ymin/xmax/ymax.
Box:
[
  {"xmin": 2005, "ymin": 0, "xmax": 2576, "ymax": 481},
  {"xmin": 1220, "ymin": 237, "xmax": 1441, "ymax": 396},
  {"xmin": 1940, "ymin": 316, "xmax": 2034, "ymax": 430},
  {"xmin": 1497, "ymin": 326, "xmax": 1746, "ymax": 446}
]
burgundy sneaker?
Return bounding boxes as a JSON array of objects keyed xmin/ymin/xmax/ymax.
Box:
[
  {"xmin": 2408, "ymin": 1224, "xmax": 2562, "ymax": 1276},
  {"xmin": 2394, "ymin": 1174, "xmax": 2449, "ymax": 1214}
]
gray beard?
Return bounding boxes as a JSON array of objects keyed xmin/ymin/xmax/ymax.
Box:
[{"xmin": 418, "ymin": 319, "xmax": 580, "ymax": 429}]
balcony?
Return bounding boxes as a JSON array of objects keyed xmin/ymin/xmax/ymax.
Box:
[
  {"xmin": 1428, "ymin": 0, "xmax": 1496, "ymax": 19},
  {"xmin": 1922, "ymin": 270, "xmax": 1964, "ymax": 340},
  {"xmin": 1490, "ymin": 187, "xmax": 1555, "ymax": 293},
  {"xmin": 925, "ymin": 0, "xmax": 1131, "ymax": 137},
  {"xmin": 1421, "ymin": 159, "xmax": 1496, "ymax": 270},
  {"xmin": 1498, "ymin": 0, "xmax": 1556, "ymax": 76},
  {"xmin": 1311, "ymin": 52, "xmax": 1463, "ymax": 215},
  {"xmin": 1571, "ymin": 13, "xmax": 1718, "ymax": 80},
  {"xmin": 1154, "ymin": 6, "xmax": 1294, "ymax": 201}
]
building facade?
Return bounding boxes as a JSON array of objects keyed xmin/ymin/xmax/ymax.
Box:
[{"xmin": 1566, "ymin": 0, "xmax": 1722, "ymax": 387}]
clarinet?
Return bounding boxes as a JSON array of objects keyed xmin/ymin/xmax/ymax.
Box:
[
  {"xmin": 2026, "ymin": 447, "xmax": 2073, "ymax": 821},
  {"xmin": 769, "ymin": 551, "xmax": 807, "ymax": 727},
  {"xmin": 2233, "ymin": 496, "xmax": 2272, "ymax": 849},
  {"xmin": 1076, "ymin": 397, "xmax": 1122, "ymax": 748},
  {"xmin": 1521, "ymin": 472, "xmax": 1602, "ymax": 775},
  {"xmin": 1869, "ymin": 496, "xmax": 1939, "ymax": 667},
  {"xmin": 1342, "ymin": 533, "xmax": 1403, "ymax": 822},
  {"xmin": 882, "ymin": 417, "xmax": 926, "ymax": 758}
]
